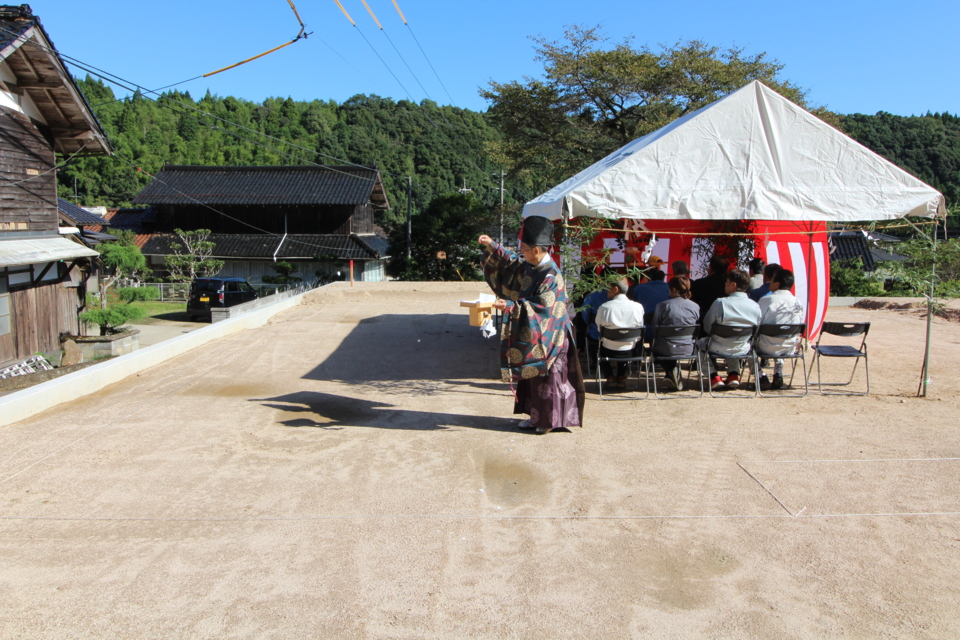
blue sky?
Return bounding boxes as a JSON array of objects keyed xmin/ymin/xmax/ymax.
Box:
[{"xmin": 28, "ymin": 0, "xmax": 960, "ymax": 117}]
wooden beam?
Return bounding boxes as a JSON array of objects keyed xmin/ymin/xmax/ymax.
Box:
[{"xmin": 19, "ymin": 81, "xmax": 61, "ymax": 89}]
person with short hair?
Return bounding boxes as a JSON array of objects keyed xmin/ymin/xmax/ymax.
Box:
[
  {"xmin": 699, "ymin": 269, "xmax": 761, "ymax": 389},
  {"xmin": 672, "ymin": 260, "xmax": 690, "ymax": 277},
  {"xmin": 650, "ymin": 275, "xmax": 700, "ymax": 390},
  {"xmin": 757, "ymin": 269, "xmax": 805, "ymax": 390},
  {"xmin": 596, "ymin": 277, "xmax": 645, "ymax": 389},
  {"xmin": 749, "ymin": 263, "xmax": 781, "ymax": 302},
  {"xmin": 748, "ymin": 257, "xmax": 766, "ymax": 291},
  {"xmin": 691, "ymin": 255, "xmax": 730, "ymax": 320},
  {"xmin": 633, "ymin": 268, "xmax": 670, "ymax": 314}
]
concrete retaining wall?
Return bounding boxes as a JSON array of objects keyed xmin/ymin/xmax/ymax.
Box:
[
  {"xmin": 0, "ymin": 288, "xmax": 311, "ymax": 428},
  {"xmin": 211, "ymin": 288, "xmax": 302, "ymax": 323}
]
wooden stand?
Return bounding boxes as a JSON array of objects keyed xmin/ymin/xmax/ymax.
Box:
[{"xmin": 460, "ymin": 300, "xmax": 495, "ymax": 327}]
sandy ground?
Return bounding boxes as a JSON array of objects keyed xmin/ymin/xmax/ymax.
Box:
[{"xmin": 1, "ymin": 281, "xmax": 959, "ymax": 639}]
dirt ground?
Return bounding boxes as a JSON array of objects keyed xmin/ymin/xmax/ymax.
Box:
[{"xmin": 1, "ymin": 281, "xmax": 959, "ymax": 639}]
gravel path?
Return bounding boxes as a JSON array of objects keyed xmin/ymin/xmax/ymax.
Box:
[{"xmin": 1, "ymin": 281, "xmax": 958, "ymax": 639}]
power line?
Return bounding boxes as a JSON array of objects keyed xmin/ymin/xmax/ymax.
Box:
[
  {"xmin": 0, "ymin": 24, "xmax": 405, "ymax": 182},
  {"xmin": 108, "ymin": 154, "xmax": 380, "ymax": 256},
  {"xmin": 386, "ymin": 0, "xmax": 457, "ymax": 106}
]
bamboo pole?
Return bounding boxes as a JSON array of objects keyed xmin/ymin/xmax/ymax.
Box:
[{"xmin": 918, "ymin": 221, "xmax": 937, "ymax": 397}]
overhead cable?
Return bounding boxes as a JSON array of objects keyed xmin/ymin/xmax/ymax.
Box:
[
  {"xmin": 388, "ymin": 0, "xmax": 456, "ymax": 105},
  {"xmin": 202, "ymin": 0, "xmax": 311, "ymax": 77}
]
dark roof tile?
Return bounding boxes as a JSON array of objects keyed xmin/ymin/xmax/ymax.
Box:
[
  {"xmin": 58, "ymin": 198, "xmax": 110, "ymax": 226},
  {"xmin": 132, "ymin": 164, "xmax": 390, "ymax": 208}
]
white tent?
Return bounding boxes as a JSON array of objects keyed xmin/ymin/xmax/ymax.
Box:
[{"xmin": 523, "ymin": 80, "xmax": 946, "ymax": 223}]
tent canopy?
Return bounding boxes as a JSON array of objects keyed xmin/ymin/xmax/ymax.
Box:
[{"xmin": 523, "ymin": 81, "xmax": 946, "ymax": 223}]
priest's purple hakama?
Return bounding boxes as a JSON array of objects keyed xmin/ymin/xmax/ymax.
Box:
[{"xmin": 482, "ymin": 242, "xmax": 585, "ymax": 432}]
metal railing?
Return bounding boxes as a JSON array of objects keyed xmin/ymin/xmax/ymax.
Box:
[{"xmin": 123, "ymin": 281, "xmax": 321, "ymax": 302}]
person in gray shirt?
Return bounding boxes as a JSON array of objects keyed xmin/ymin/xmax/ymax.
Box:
[
  {"xmin": 699, "ymin": 269, "xmax": 761, "ymax": 389},
  {"xmin": 650, "ymin": 275, "xmax": 700, "ymax": 390}
]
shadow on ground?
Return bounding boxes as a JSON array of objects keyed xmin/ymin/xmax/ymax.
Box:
[
  {"xmin": 254, "ymin": 391, "xmax": 527, "ymax": 433},
  {"xmin": 302, "ymin": 313, "xmax": 500, "ymax": 383}
]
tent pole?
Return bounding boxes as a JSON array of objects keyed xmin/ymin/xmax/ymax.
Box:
[{"xmin": 918, "ymin": 220, "xmax": 937, "ymax": 397}]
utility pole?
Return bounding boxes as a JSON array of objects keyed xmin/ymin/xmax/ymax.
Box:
[
  {"xmin": 493, "ymin": 170, "xmax": 505, "ymax": 244},
  {"xmin": 406, "ymin": 176, "xmax": 412, "ymax": 260}
]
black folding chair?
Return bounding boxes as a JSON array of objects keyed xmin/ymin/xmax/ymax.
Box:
[
  {"xmin": 755, "ymin": 323, "xmax": 808, "ymax": 397},
  {"xmin": 698, "ymin": 324, "xmax": 759, "ymax": 398},
  {"xmin": 597, "ymin": 326, "xmax": 647, "ymax": 400},
  {"xmin": 641, "ymin": 311, "xmax": 654, "ymax": 348},
  {"xmin": 646, "ymin": 325, "xmax": 702, "ymax": 399},
  {"xmin": 810, "ymin": 321, "xmax": 870, "ymax": 395}
]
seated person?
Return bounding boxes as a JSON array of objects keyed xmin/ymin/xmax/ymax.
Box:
[
  {"xmin": 698, "ymin": 269, "xmax": 761, "ymax": 389},
  {"xmin": 633, "ymin": 268, "xmax": 670, "ymax": 319},
  {"xmin": 596, "ymin": 278, "xmax": 645, "ymax": 388},
  {"xmin": 749, "ymin": 263, "xmax": 780, "ymax": 302},
  {"xmin": 691, "ymin": 255, "xmax": 730, "ymax": 321},
  {"xmin": 650, "ymin": 275, "xmax": 700, "ymax": 390},
  {"xmin": 580, "ymin": 288, "xmax": 609, "ymax": 345},
  {"xmin": 748, "ymin": 257, "xmax": 765, "ymax": 292},
  {"xmin": 672, "ymin": 260, "xmax": 690, "ymax": 277},
  {"xmin": 757, "ymin": 269, "xmax": 805, "ymax": 389}
]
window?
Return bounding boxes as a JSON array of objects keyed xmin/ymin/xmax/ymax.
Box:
[
  {"xmin": 226, "ymin": 281, "xmax": 240, "ymax": 293},
  {"xmin": 0, "ymin": 275, "xmax": 10, "ymax": 336}
]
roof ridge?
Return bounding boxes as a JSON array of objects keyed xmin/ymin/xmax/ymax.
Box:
[{"xmin": 160, "ymin": 164, "xmax": 377, "ymax": 172}]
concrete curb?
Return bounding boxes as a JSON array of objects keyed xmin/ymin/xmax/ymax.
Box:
[{"xmin": 0, "ymin": 289, "xmax": 311, "ymax": 428}]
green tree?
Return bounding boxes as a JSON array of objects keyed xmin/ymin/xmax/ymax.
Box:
[
  {"xmin": 481, "ymin": 26, "xmax": 811, "ymax": 189},
  {"xmin": 388, "ymin": 193, "xmax": 496, "ymax": 281},
  {"xmin": 97, "ymin": 230, "xmax": 147, "ymax": 309},
  {"xmin": 164, "ymin": 228, "xmax": 224, "ymax": 282}
]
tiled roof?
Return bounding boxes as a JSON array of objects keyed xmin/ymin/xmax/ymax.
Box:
[
  {"xmin": 829, "ymin": 233, "xmax": 876, "ymax": 270},
  {"xmin": 132, "ymin": 164, "xmax": 390, "ymax": 208},
  {"xmin": 828, "ymin": 232, "xmax": 907, "ymax": 271},
  {"xmin": 58, "ymin": 198, "xmax": 109, "ymax": 226},
  {"xmin": 0, "ymin": 6, "xmax": 112, "ymax": 155},
  {"xmin": 141, "ymin": 233, "xmax": 386, "ymax": 261},
  {"xmin": 0, "ymin": 6, "xmax": 35, "ymax": 50}
]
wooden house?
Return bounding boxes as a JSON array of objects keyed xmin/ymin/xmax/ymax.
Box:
[
  {"xmin": 131, "ymin": 164, "xmax": 392, "ymax": 282},
  {"xmin": 0, "ymin": 4, "xmax": 113, "ymax": 365}
]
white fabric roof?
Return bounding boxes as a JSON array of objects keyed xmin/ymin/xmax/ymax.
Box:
[
  {"xmin": 0, "ymin": 236, "xmax": 98, "ymax": 267},
  {"xmin": 523, "ymin": 81, "xmax": 946, "ymax": 222}
]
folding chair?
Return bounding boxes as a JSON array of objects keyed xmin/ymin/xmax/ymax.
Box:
[
  {"xmin": 754, "ymin": 323, "xmax": 808, "ymax": 397},
  {"xmin": 698, "ymin": 324, "xmax": 759, "ymax": 398},
  {"xmin": 810, "ymin": 321, "xmax": 870, "ymax": 395},
  {"xmin": 597, "ymin": 326, "xmax": 648, "ymax": 400},
  {"xmin": 645, "ymin": 325, "xmax": 703, "ymax": 399}
]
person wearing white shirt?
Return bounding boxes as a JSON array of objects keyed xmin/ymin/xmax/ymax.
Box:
[
  {"xmin": 757, "ymin": 269, "xmax": 805, "ymax": 389},
  {"xmin": 699, "ymin": 270, "xmax": 761, "ymax": 389},
  {"xmin": 596, "ymin": 277, "xmax": 645, "ymax": 388}
]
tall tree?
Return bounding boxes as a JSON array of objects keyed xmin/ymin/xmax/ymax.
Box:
[{"xmin": 481, "ymin": 26, "xmax": 811, "ymax": 188}]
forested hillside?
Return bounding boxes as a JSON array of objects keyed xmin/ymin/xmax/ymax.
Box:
[
  {"xmin": 58, "ymin": 77, "xmax": 519, "ymax": 228},
  {"xmin": 59, "ymin": 75, "xmax": 960, "ymax": 234}
]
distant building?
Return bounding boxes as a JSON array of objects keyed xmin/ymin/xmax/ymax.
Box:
[
  {"xmin": 828, "ymin": 229, "xmax": 905, "ymax": 272},
  {"xmin": 0, "ymin": 5, "xmax": 113, "ymax": 364},
  {"xmin": 129, "ymin": 164, "xmax": 391, "ymax": 283}
]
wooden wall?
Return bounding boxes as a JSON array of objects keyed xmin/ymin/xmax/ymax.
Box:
[
  {"xmin": 0, "ymin": 106, "xmax": 57, "ymax": 233},
  {"xmin": 0, "ymin": 265, "xmax": 86, "ymax": 365},
  {"xmin": 160, "ymin": 203, "xmax": 367, "ymax": 235}
]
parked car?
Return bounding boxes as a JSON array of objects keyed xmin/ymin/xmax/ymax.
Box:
[{"xmin": 187, "ymin": 277, "xmax": 258, "ymax": 321}]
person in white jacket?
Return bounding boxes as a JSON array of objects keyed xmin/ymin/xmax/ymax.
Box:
[
  {"xmin": 596, "ymin": 277, "xmax": 645, "ymax": 388},
  {"xmin": 699, "ymin": 270, "xmax": 761, "ymax": 389},
  {"xmin": 757, "ymin": 269, "xmax": 805, "ymax": 389}
]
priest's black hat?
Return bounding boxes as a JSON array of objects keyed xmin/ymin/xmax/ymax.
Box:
[{"xmin": 520, "ymin": 216, "xmax": 554, "ymax": 247}]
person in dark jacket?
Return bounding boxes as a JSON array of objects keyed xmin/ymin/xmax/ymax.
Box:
[{"xmin": 691, "ymin": 256, "xmax": 730, "ymax": 320}]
